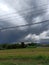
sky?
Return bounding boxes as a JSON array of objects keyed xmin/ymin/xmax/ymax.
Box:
[{"xmin": 0, "ymin": 0, "xmax": 49, "ymax": 43}]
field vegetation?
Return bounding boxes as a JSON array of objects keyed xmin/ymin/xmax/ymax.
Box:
[{"xmin": 0, "ymin": 43, "xmax": 49, "ymax": 65}]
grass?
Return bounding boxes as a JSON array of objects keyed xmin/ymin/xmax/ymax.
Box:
[
  {"xmin": 0, "ymin": 47, "xmax": 49, "ymax": 65},
  {"xmin": 0, "ymin": 62, "xmax": 49, "ymax": 65}
]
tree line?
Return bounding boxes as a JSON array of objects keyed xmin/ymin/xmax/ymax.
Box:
[
  {"xmin": 0, "ymin": 42, "xmax": 38, "ymax": 50},
  {"xmin": 0, "ymin": 42, "xmax": 49, "ymax": 50}
]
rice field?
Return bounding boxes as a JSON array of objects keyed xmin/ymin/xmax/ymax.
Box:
[{"xmin": 0, "ymin": 47, "xmax": 49, "ymax": 65}]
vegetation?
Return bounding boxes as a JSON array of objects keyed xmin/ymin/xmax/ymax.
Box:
[
  {"xmin": 0, "ymin": 42, "xmax": 40, "ymax": 50},
  {"xmin": 0, "ymin": 47, "xmax": 48, "ymax": 65},
  {"xmin": 0, "ymin": 43, "xmax": 49, "ymax": 64},
  {"xmin": 0, "ymin": 42, "xmax": 49, "ymax": 50}
]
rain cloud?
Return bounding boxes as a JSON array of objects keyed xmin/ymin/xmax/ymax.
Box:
[{"xmin": 0, "ymin": 0, "xmax": 49, "ymax": 43}]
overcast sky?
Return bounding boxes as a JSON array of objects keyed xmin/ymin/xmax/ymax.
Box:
[{"xmin": 0, "ymin": 0, "xmax": 49, "ymax": 43}]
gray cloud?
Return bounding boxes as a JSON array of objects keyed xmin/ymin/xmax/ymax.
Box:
[{"xmin": 0, "ymin": 0, "xmax": 49, "ymax": 43}]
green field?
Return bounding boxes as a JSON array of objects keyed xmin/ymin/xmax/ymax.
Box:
[{"xmin": 0, "ymin": 47, "xmax": 49, "ymax": 65}]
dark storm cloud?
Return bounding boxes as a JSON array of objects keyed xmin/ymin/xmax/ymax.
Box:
[{"xmin": 0, "ymin": 0, "xmax": 49, "ymax": 43}]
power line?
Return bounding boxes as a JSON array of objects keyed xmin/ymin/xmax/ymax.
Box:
[
  {"xmin": 0, "ymin": 4, "xmax": 48, "ymax": 31},
  {"xmin": 0, "ymin": 19, "xmax": 49, "ymax": 31}
]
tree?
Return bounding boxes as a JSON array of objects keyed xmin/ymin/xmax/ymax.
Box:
[{"xmin": 21, "ymin": 42, "xmax": 25, "ymax": 48}]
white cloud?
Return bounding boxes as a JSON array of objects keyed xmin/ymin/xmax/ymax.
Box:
[
  {"xmin": 24, "ymin": 34, "xmax": 40, "ymax": 43},
  {"xmin": 0, "ymin": 3, "xmax": 9, "ymax": 12},
  {"xmin": 33, "ymin": 16, "xmax": 42, "ymax": 23},
  {"xmin": 24, "ymin": 30, "xmax": 49, "ymax": 43},
  {"xmin": 24, "ymin": 34, "xmax": 32, "ymax": 40}
]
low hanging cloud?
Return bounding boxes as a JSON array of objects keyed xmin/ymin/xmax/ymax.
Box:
[{"xmin": 24, "ymin": 30, "xmax": 49, "ymax": 43}]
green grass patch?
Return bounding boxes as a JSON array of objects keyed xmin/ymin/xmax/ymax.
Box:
[{"xmin": 0, "ymin": 48, "xmax": 49, "ymax": 65}]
